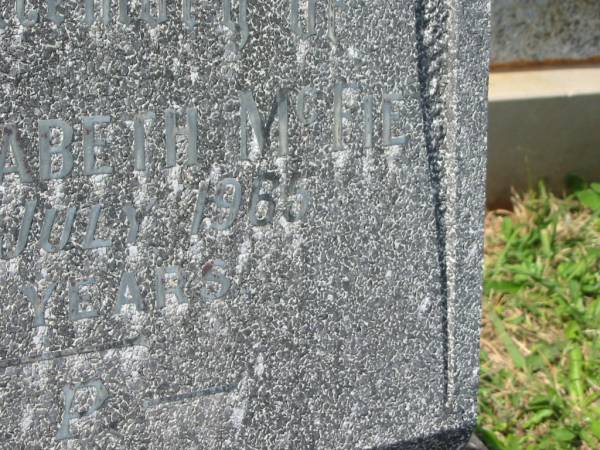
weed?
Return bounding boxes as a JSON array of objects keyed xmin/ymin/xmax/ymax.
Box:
[{"xmin": 478, "ymin": 177, "xmax": 600, "ymax": 449}]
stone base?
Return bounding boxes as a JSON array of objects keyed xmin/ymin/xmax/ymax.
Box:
[{"xmin": 465, "ymin": 434, "xmax": 489, "ymax": 450}]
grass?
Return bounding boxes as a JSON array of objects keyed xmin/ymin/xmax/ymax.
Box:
[{"xmin": 478, "ymin": 176, "xmax": 600, "ymax": 450}]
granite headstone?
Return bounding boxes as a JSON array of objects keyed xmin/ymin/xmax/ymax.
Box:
[{"xmin": 0, "ymin": 0, "xmax": 490, "ymax": 448}]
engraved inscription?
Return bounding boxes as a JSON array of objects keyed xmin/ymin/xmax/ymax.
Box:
[
  {"xmin": 56, "ymin": 380, "xmax": 109, "ymax": 440},
  {"xmin": 1, "ymin": 0, "xmax": 341, "ymax": 48},
  {"xmin": 0, "ymin": 89, "xmax": 408, "ymax": 185},
  {"xmin": 1, "ymin": 85, "xmax": 411, "ymax": 358},
  {"xmin": 0, "ymin": 199, "xmax": 37, "ymax": 259},
  {"xmin": 0, "ymin": 0, "xmax": 451, "ymax": 444},
  {"xmin": 69, "ymin": 277, "xmax": 100, "ymax": 321},
  {"xmin": 23, "ymin": 283, "xmax": 56, "ymax": 328},
  {"xmin": 20, "ymin": 261, "xmax": 233, "ymax": 328}
]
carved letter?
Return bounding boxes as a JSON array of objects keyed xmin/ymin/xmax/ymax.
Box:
[
  {"xmin": 290, "ymin": 0, "xmax": 337, "ymax": 43},
  {"xmin": 296, "ymin": 87, "xmax": 317, "ymax": 126},
  {"xmin": 333, "ymin": 82, "xmax": 360, "ymax": 151},
  {"xmin": 190, "ymin": 182, "xmax": 209, "ymax": 235},
  {"xmin": 56, "ymin": 380, "xmax": 109, "ymax": 440},
  {"xmin": 276, "ymin": 90, "xmax": 289, "ymax": 157},
  {"xmin": 23, "ymin": 283, "xmax": 56, "ymax": 327},
  {"xmin": 382, "ymin": 94, "xmax": 408, "ymax": 147},
  {"xmin": 201, "ymin": 259, "xmax": 230, "ymax": 301},
  {"xmin": 119, "ymin": 0, "xmax": 132, "ymax": 24},
  {"xmin": 155, "ymin": 266, "xmax": 187, "ymax": 308},
  {"xmin": 39, "ymin": 120, "xmax": 74, "ymax": 181},
  {"xmin": 327, "ymin": 0, "xmax": 338, "ymax": 45},
  {"xmin": 140, "ymin": 0, "xmax": 167, "ymax": 26},
  {"xmin": 191, "ymin": 178, "xmax": 242, "ymax": 233},
  {"xmin": 249, "ymin": 171, "xmax": 279, "ymax": 226},
  {"xmin": 182, "ymin": 0, "xmax": 196, "ymax": 29},
  {"xmin": 84, "ymin": 0, "xmax": 112, "ymax": 25},
  {"xmin": 83, "ymin": 205, "xmax": 112, "ymax": 250},
  {"xmin": 68, "ymin": 278, "xmax": 99, "ymax": 321},
  {"xmin": 48, "ymin": 0, "xmax": 65, "ymax": 25},
  {"xmin": 290, "ymin": 0, "xmax": 316, "ymax": 38},
  {"xmin": 0, "ymin": 199, "xmax": 37, "ymax": 259},
  {"xmin": 114, "ymin": 272, "xmax": 144, "ymax": 313},
  {"xmin": 123, "ymin": 205, "xmax": 139, "ymax": 244},
  {"xmin": 0, "ymin": 125, "xmax": 33, "ymax": 183},
  {"xmin": 39, "ymin": 207, "xmax": 77, "ymax": 253},
  {"xmin": 213, "ymin": 178, "xmax": 242, "ymax": 230},
  {"xmin": 164, "ymin": 108, "xmax": 198, "ymax": 168},
  {"xmin": 133, "ymin": 112, "xmax": 155, "ymax": 172},
  {"xmin": 83, "ymin": 116, "xmax": 113, "ymax": 176},
  {"xmin": 283, "ymin": 173, "xmax": 310, "ymax": 222},
  {"xmin": 239, "ymin": 92, "xmax": 265, "ymax": 160},
  {"xmin": 223, "ymin": 0, "xmax": 249, "ymax": 49},
  {"xmin": 16, "ymin": 0, "xmax": 38, "ymax": 26},
  {"xmin": 363, "ymin": 94, "xmax": 374, "ymax": 149},
  {"xmin": 122, "ymin": 199, "xmax": 155, "ymax": 244},
  {"xmin": 240, "ymin": 90, "xmax": 289, "ymax": 160}
]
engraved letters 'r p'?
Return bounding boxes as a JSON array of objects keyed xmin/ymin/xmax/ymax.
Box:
[{"xmin": 56, "ymin": 380, "xmax": 109, "ymax": 440}]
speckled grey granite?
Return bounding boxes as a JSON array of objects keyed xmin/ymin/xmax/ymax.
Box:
[
  {"xmin": 492, "ymin": 0, "xmax": 600, "ymax": 64},
  {"xmin": 0, "ymin": 1, "xmax": 489, "ymax": 448}
]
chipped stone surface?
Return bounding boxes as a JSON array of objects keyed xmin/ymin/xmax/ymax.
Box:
[
  {"xmin": 0, "ymin": 0, "xmax": 489, "ymax": 448},
  {"xmin": 492, "ymin": 0, "xmax": 600, "ymax": 65}
]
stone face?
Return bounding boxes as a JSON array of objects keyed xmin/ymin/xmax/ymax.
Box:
[
  {"xmin": 492, "ymin": 0, "xmax": 600, "ymax": 65},
  {"xmin": 0, "ymin": 1, "xmax": 489, "ymax": 448}
]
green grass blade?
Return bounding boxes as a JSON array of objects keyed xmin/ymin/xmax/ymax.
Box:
[
  {"xmin": 568, "ymin": 346, "xmax": 585, "ymax": 406},
  {"xmin": 489, "ymin": 308, "xmax": 528, "ymax": 372},
  {"xmin": 476, "ymin": 426, "xmax": 507, "ymax": 450}
]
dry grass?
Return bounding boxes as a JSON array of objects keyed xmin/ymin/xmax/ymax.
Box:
[{"xmin": 478, "ymin": 180, "xmax": 600, "ymax": 450}]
